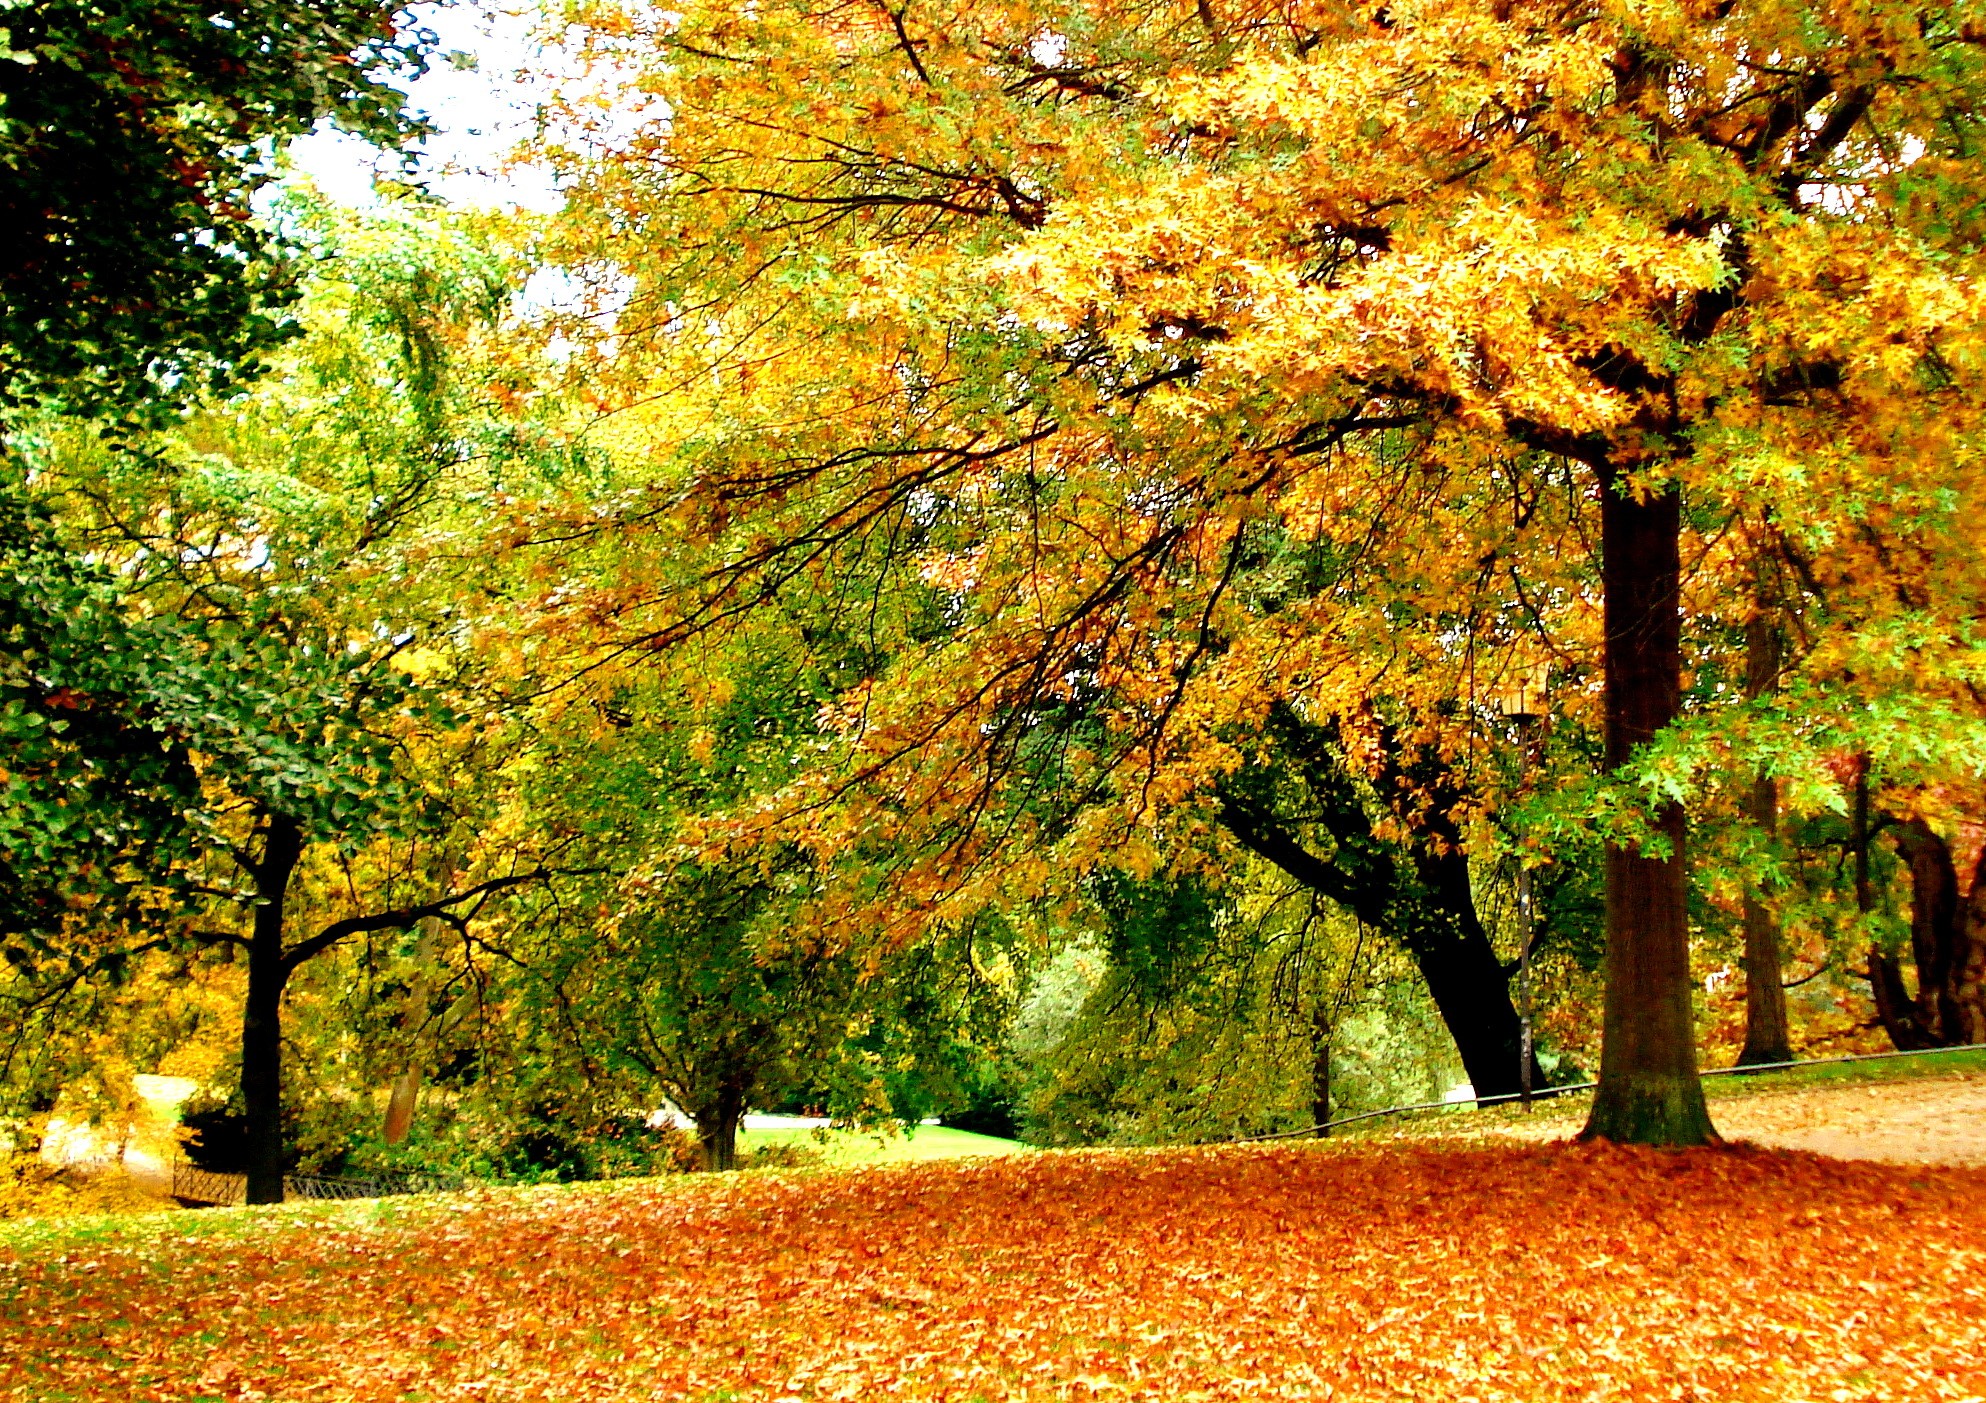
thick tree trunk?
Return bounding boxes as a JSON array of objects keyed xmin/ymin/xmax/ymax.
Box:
[
  {"xmin": 695, "ymin": 1082, "xmax": 747, "ymax": 1172},
  {"xmin": 1582, "ymin": 477, "xmax": 1715, "ymax": 1145},
  {"xmin": 1218, "ymin": 801, "xmax": 1539, "ymax": 1099},
  {"xmin": 242, "ymin": 812, "xmax": 303, "ymax": 1204},
  {"xmin": 1737, "ymin": 610, "xmax": 1791, "ymax": 1067},
  {"xmin": 1406, "ymin": 842, "xmax": 1543, "ymax": 1101},
  {"xmin": 1900, "ymin": 820, "xmax": 1963, "ymax": 1038}
]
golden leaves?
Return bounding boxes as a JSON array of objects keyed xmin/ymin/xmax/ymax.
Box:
[{"xmin": 8, "ymin": 1141, "xmax": 1986, "ymax": 1400}]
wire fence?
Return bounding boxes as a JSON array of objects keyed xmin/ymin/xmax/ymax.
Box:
[
  {"xmin": 171, "ymin": 1163, "xmax": 465, "ymax": 1206},
  {"xmin": 1242, "ymin": 1040, "xmax": 1986, "ymax": 1143}
]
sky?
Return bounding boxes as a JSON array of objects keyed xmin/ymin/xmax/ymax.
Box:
[{"xmin": 285, "ymin": 1, "xmax": 565, "ymax": 212}]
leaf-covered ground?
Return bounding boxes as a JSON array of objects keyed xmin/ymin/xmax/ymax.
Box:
[{"xmin": 7, "ymin": 1141, "xmax": 1985, "ymax": 1402}]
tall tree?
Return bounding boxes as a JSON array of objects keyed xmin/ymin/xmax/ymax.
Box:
[{"xmin": 533, "ymin": 0, "xmax": 1986, "ymax": 1144}]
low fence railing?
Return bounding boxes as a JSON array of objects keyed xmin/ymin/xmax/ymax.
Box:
[
  {"xmin": 171, "ymin": 1163, "xmax": 464, "ymax": 1206},
  {"xmin": 1244, "ymin": 1040, "xmax": 1986, "ymax": 1142}
]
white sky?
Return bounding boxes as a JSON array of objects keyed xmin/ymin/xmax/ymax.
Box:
[{"xmin": 284, "ymin": 0, "xmax": 564, "ymax": 212}]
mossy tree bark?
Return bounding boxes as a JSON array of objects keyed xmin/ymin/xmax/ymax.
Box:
[{"xmin": 1581, "ymin": 475, "xmax": 1716, "ymax": 1145}]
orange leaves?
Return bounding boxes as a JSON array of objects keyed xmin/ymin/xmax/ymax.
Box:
[{"xmin": 8, "ymin": 1141, "xmax": 1986, "ymax": 1401}]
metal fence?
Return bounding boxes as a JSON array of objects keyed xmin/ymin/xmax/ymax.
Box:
[{"xmin": 171, "ymin": 1162, "xmax": 464, "ymax": 1206}]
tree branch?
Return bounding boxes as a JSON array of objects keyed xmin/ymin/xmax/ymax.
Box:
[{"xmin": 280, "ymin": 867, "xmax": 603, "ymax": 976}]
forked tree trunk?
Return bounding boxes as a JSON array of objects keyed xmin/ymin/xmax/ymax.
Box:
[
  {"xmin": 1582, "ymin": 476, "xmax": 1715, "ymax": 1145},
  {"xmin": 1872, "ymin": 821, "xmax": 1986, "ymax": 1049},
  {"xmin": 242, "ymin": 813, "xmax": 303, "ymax": 1204},
  {"xmin": 1737, "ymin": 609, "xmax": 1791, "ymax": 1067}
]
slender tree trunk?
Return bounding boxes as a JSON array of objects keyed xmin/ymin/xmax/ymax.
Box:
[
  {"xmin": 1582, "ymin": 477, "xmax": 1715, "ymax": 1145},
  {"xmin": 1310, "ymin": 1004, "xmax": 1332, "ymax": 1136},
  {"xmin": 1737, "ymin": 609, "xmax": 1791, "ymax": 1066},
  {"xmin": 242, "ymin": 812, "xmax": 303, "ymax": 1204}
]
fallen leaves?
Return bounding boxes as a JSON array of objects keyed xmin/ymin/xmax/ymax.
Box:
[{"xmin": 6, "ymin": 1139, "xmax": 1986, "ymax": 1401}]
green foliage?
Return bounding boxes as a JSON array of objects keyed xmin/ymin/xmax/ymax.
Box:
[{"xmin": 0, "ymin": 0, "xmax": 428, "ymax": 419}]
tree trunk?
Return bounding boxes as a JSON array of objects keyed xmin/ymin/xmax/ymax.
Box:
[
  {"xmin": 1405, "ymin": 841, "xmax": 1544, "ymax": 1100},
  {"xmin": 1869, "ymin": 946, "xmax": 1933, "ymax": 1050},
  {"xmin": 1873, "ymin": 819, "xmax": 1986, "ymax": 1051},
  {"xmin": 1955, "ymin": 847, "xmax": 1986, "ymax": 1045},
  {"xmin": 382, "ymin": 1069, "xmax": 422, "ymax": 1145},
  {"xmin": 1900, "ymin": 820, "xmax": 1964, "ymax": 1040},
  {"xmin": 1310, "ymin": 1004, "xmax": 1332, "ymax": 1136},
  {"xmin": 1582, "ymin": 477, "xmax": 1715, "ymax": 1145},
  {"xmin": 695, "ymin": 1082, "xmax": 746, "ymax": 1172},
  {"xmin": 1218, "ymin": 796, "xmax": 1541, "ymax": 1100},
  {"xmin": 242, "ymin": 812, "xmax": 303, "ymax": 1204},
  {"xmin": 1737, "ymin": 609, "xmax": 1791, "ymax": 1067}
]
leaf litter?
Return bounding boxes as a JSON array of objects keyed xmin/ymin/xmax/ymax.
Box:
[{"xmin": 5, "ymin": 1140, "xmax": 1985, "ymax": 1401}]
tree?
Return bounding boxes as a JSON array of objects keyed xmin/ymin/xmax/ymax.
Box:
[
  {"xmin": 1, "ymin": 0, "xmax": 435, "ymax": 1192},
  {"xmin": 1, "ymin": 0, "xmax": 425, "ymax": 419},
  {"xmin": 1735, "ymin": 584, "xmax": 1793, "ymax": 1067},
  {"xmin": 4, "ymin": 201, "xmax": 585, "ymax": 1201},
  {"xmin": 534, "ymin": 0, "xmax": 1986, "ymax": 1144}
]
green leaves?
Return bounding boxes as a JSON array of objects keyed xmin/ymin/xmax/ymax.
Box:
[{"xmin": 0, "ymin": 0, "xmax": 430, "ymax": 422}]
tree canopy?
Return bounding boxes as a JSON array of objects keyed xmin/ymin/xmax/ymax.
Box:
[{"xmin": 9, "ymin": 0, "xmax": 1986, "ymax": 1192}]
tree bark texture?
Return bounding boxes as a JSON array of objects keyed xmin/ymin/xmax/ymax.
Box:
[
  {"xmin": 242, "ymin": 812, "xmax": 303, "ymax": 1204},
  {"xmin": 1737, "ymin": 609, "xmax": 1791, "ymax": 1066},
  {"xmin": 1582, "ymin": 478, "xmax": 1715, "ymax": 1145}
]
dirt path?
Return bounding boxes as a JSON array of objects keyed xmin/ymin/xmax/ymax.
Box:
[{"xmin": 1412, "ymin": 1070, "xmax": 1986, "ymax": 1166}]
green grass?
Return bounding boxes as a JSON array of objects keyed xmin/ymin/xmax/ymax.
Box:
[
  {"xmin": 0, "ymin": 1128, "xmax": 1031, "ymax": 1252},
  {"xmin": 1334, "ymin": 1043, "xmax": 1986, "ymax": 1143},
  {"xmin": 1698, "ymin": 1043, "xmax": 1986, "ymax": 1095},
  {"xmin": 740, "ymin": 1124, "xmax": 1031, "ymax": 1166}
]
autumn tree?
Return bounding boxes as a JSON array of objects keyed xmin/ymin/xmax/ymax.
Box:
[{"xmin": 532, "ymin": 0, "xmax": 1986, "ymax": 1145}]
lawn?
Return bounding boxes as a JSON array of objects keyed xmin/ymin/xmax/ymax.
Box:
[
  {"xmin": 741, "ymin": 1123, "xmax": 1031, "ymax": 1167},
  {"xmin": 6, "ymin": 1136, "xmax": 1985, "ymax": 1401}
]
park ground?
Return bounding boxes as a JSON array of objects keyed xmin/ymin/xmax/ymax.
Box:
[{"xmin": 6, "ymin": 1060, "xmax": 1986, "ymax": 1402}]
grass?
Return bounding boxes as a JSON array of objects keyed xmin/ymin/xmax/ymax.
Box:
[
  {"xmin": 1324, "ymin": 1043, "xmax": 1986, "ymax": 1144},
  {"xmin": 741, "ymin": 1124, "xmax": 1031, "ymax": 1167}
]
